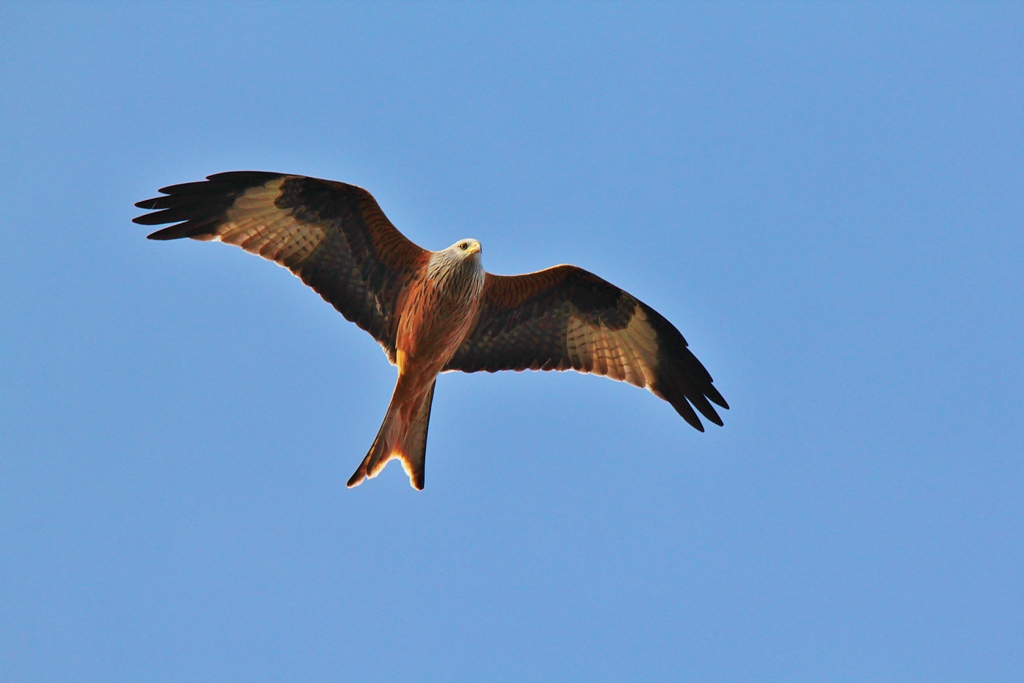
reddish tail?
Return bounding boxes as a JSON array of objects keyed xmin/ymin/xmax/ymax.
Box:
[{"xmin": 347, "ymin": 380, "xmax": 436, "ymax": 490}]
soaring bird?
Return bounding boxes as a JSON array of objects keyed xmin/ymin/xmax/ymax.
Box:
[{"xmin": 134, "ymin": 172, "xmax": 728, "ymax": 489}]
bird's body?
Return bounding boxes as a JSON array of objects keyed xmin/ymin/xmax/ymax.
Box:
[
  {"xmin": 353, "ymin": 240, "xmax": 486, "ymax": 488},
  {"xmin": 400, "ymin": 244, "xmax": 486, "ymax": 373},
  {"xmin": 134, "ymin": 171, "xmax": 728, "ymax": 489}
]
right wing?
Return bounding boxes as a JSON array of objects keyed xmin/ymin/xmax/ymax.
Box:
[
  {"xmin": 134, "ymin": 171, "xmax": 429, "ymax": 362},
  {"xmin": 444, "ymin": 266, "xmax": 727, "ymax": 431}
]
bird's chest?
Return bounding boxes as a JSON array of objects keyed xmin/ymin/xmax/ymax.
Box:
[{"xmin": 396, "ymin": 275, "xmax": 482, "ymax": 369}]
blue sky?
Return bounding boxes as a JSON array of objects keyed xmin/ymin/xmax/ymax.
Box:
[{"xmin": 1, "ymin": 3, "xmax": 1021, "ymax": 681}]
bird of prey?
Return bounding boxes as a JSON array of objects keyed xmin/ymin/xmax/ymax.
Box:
[{"xmin": 134, "ymin": 172, "xmax": 728, "ymax": 489}]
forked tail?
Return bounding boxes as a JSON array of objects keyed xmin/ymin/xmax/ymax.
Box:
[{"xmin": 346, "ymin": 380, "xmax": 436, "ymax": 490}]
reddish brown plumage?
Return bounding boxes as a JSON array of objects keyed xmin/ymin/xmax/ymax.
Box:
[
  {"xmin": 348, "ymin": 245, "xmax": 486, "ymax": 489},
  {"xmin": 446, "ymin": 267, "xmax": 727, "ymax": 431},
  {"xmin": 135, "ymin": 171, "xmax": 728, "ymax": 489}
]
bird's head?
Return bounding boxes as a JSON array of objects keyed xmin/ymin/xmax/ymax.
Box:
[
  {"xmin": 450, "ymin": 238, "xmax": 481, "ymax": 260},
  {"xmin": 427, "ymin": 238, "xmax": 485, "ymax": 286}
]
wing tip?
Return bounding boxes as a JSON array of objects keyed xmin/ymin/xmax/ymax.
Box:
[
  {"xmin": 142, "ymin": 223, "xmax": 199, "ymax": 241},
  {"xmin": 655, "ymin": 374, "xmax": 726, "ymax": 432},
  {"xmin": 691, "ymin": 390, "xmax": 725, "ymax": 428},
  {"xmin": 705, "ymin": 383, "xmax": 729, "ymax": 410},
  {"xmin": 702, "ymin": 407, "xmax": 724, "ymax": 428}
]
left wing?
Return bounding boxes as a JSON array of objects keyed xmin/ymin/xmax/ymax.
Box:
[
  {"xmin": 443, "ymin": 265, "xmax": 728, "ymax": 431},
  {"xmin": 133, "ymin": 171, "xmax": 428, "ymax": 362}
]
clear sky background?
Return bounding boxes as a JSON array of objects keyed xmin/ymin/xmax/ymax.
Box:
[{"xmin": 1, "ymin": 3, "xmax": 1021, "ymax": 681}]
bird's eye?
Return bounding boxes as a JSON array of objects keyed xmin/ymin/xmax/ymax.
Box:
[{"xmin": 460, "ymin": 242, "xmax": 468, "ymax": 250}]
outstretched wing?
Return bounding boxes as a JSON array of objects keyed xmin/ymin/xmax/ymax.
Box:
[
  {"xmin": 444, "ymin": 265, "xmax": 728, "ymax": 430},
  {"xmin": 134, "ymin": 172, "xmax": 428, "ymax": 362}
]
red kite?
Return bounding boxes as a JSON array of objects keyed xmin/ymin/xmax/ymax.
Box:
[{"xmin": 135, "ymin": 172, "xmax": 728, "ymax": 489}]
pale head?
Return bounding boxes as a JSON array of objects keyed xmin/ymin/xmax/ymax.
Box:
[
  {"xmin": 427, "ymin": 238, "xmax": 485, "ymax": 289},
  {"xmin": 450, "ymin": 238, "xmax": 481, "ymax": 258}
]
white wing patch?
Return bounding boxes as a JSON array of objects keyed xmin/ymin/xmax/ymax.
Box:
[
  {"xmin": 204, "ymin": 178, "xmax": 327, "ymax": 268},
  {"xmin": 565, "ymin": 304, "xmax": 660, "ymax": 389}
]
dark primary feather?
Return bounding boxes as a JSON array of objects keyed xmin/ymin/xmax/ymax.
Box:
[
  {"xmin": 133, "ymin": 172, "xmax": 427, "ymax": 361},
  {"xmin": 444, "ymin": 266, "xmax": 728, "ymax": 430}
]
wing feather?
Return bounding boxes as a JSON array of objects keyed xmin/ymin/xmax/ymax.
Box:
[
  {"xmin": 444, "ymin": 265, "xmax": 728, "ymax": 430},
  {"xmin": 133, "ymin": 171, "xmax": 428, "ymax": 361}
]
